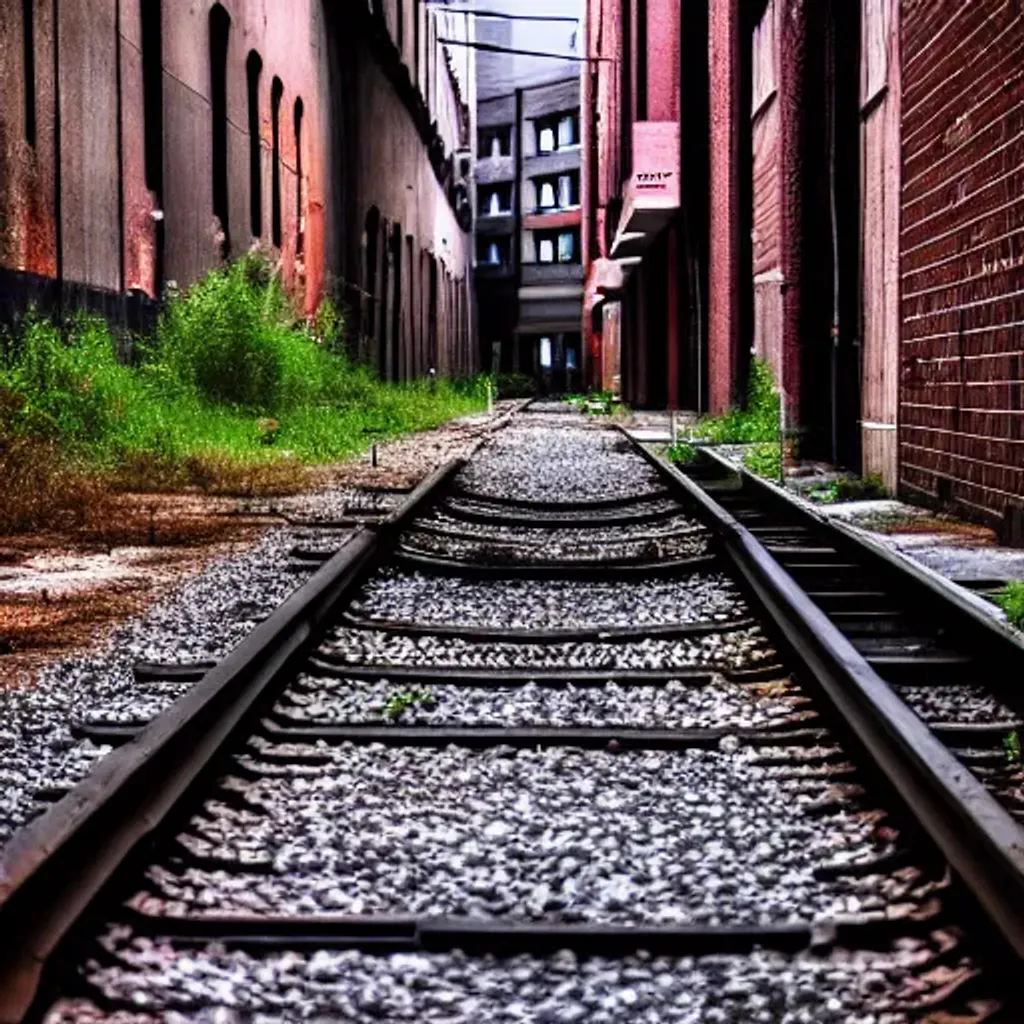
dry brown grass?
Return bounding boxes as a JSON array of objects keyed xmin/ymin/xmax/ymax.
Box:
[{"xmin": 0, "ymin": 432, "xmax": 114, "ymax": 535}]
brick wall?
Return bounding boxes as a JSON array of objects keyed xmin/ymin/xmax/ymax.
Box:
[{"xmin": 899, "ymin": 0, "xmax": 1024, "ymax": 527}]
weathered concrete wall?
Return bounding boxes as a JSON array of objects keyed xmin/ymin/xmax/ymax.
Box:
[{"xmin": 0, "ymin": 0, "xmax": 475, "ymax": 375}]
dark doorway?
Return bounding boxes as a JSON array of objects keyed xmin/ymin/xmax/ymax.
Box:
[
  {"xmin": 209, "ymin": 6, "xmax": 230, "ymax": 259},
  {"xmin": 271, "ymin": 77, "xmax": 283, "ymax": 247},
  {"xmin": 246, "ymin": 51, "xmax": 263, "ymax": 239},
  {"xmin": 144, "ymin": 0, "xmax": 165, "ymax": 282},
  {"xmin": 800, "ymin": 0, "xmax": 861, "ymax": 467}
]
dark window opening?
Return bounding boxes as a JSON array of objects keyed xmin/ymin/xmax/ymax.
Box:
[
  {"xmin": 364, "ymin": 207, "xmax": 380, "ymax": 340},
  {"xmin": 535, "ymin": 227, "xmax": 580, "ymax": 265},
  {"xmin": 247, "ymin": 50, "xmax": 263, "ymax": 239},
  {"xmin": 271, "ymin": 76, "xmax": 283, "ymax": 247},
  {"xmin": 396, "ymin": 0, "xmax": 404, "ymax": 51},
  {"xmin": 479, "ymin": 183, "xmax": 512, "ymax": 216},
  {"xmin": 534, "ymin": 171, "xmax": 578, "ymax": 211},
  {"xmin": 477, "ymin": 234, "xmax": 511, "ymax": 267},
  {"xmin": 22, "ymin": 0, "xmax": 36, "ymax": 145},
  {"xmin": 294, "ymin": 97, "xmax": 304, "ymax": 257},
  {"xmin": 534, "ymin": 111, "xmax": 578, "ymax": 154},
  {"xmin": 210, "ymin": 5, "xmax": 230, "ymax": 258},
  {"xmin": 390, "ymin": 224, "xmax": 402, "ymax": 381},
  {"xmin": 478, "ymin": 125, "xmax": 512, "ymax": 158},
  {"xmin": 143, "ymin": 0, "xmax": 163, "ymax": 195}
]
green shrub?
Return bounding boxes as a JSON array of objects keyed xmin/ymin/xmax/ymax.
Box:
[
  {"xmin": 692, "ymin": 359, "xmax": 780, "ymax": 444},
  {"xmin": 996, "ymin": 582, "xmax": 1024, "ymax": 630},
  {"xmin": 0, "ymin": 256, "xmax": 487, "ymax": 522},
  {"xmin": 667, "ymin": 442, "xmax": 697, "ymax": 465},
  {"xmin": 743, "ymin": 441, "xmax": 782, "ymax": 480}
]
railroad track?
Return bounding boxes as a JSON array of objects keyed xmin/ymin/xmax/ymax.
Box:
[{"xmin": 1, "ymin": 404, "xmax": 1022, "ymax": 1022}]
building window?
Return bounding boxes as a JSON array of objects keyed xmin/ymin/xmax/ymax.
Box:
[
  {"xmin": 246, "ymin": 50, "xmax": 263, "ymax": 239},
  {"xmin": 536, "ymin": 112, "xmax": 579, "ymax": 153},
  {"xmin": 479, "ymin": 183, "xmax": 511, "ymax": 216},
  {"xmin": 294, "ymin": 97, "xmax": 304, "ymax": 257},
  {"xmin": 271, "ymin": 76, "xmax": 283, "ymax": 247},
  {"xmin": 210, "ymin": 6, "xmax": 231, "ymax": 259},
  {"xmin": 479, "ymin": 125, "xmax": 512, "ymax": 158},
  {"xmin": 536, "ymin": 228, "xmax": 580, "ymax": 265},
  {"xmin": 558, "ymin": 173, "xmax": 576, "ymax": 208},
  {"xmin": 534, "ymin": 172, "xmax": 578, "ymax": 211},
  {"xmin": 477, "ymin": 235, "xmax": 510, "ymax": 266},
  {"xmin": 539, "ymin": 337, "xmax": 553, "ymax": 369},
  {"xmin": 143, "ymin": 0, "xmax": 164, "ymax": 193},
  {"xmin": 557, "ymin": 114, "xmax": 576, "ymax": 147}
]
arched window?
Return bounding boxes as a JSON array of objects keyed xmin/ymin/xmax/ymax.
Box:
[
  {"xmin": 22, "ymin": 0, "xmax": 36, "ymax": 145},
  {"xmin": 488, "ymin": 191, "xmax": 501, "ymax": 216},
  {"xmin": 294, "ymin": 97, "xmax": 304, "ymax": 257},
  {"xmin": 246, "ymin": 50, "xmax": 263, "ymax": 238},
  {"xmin": 364, "ymin": 207, "xmax": 380, "ymax": 340},
  {"xmin": 271, "ymin": 76, "xmax": 284, "ymax": 247},
  {"xmin": 209, "ymin": 5, "xmax": 231, "ymax": 258}
]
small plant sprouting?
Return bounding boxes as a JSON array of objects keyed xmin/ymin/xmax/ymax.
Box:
[
  {"xmin": 382, "ymin": 688, "xmax": 437, "ymax": 722},
  {"xmin": 1004, "ymin": 730, "xmax": 1022, "ymax": 766},
  {"xmin": 995, "ymin": 581, "xmax": 1024, "ymax": 630},
  {"xmin": 667, "ymin": 442, "xmax": 697, "ymax": 465}
]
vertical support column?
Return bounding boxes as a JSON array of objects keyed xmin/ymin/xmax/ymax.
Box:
[
  {"xmin": 778, "ymin": 0, "xmax": 806, "ymax": 434},
  {"xmin": 708, "ymin": 0, "xmax": 742, "ymax": 414},
  {"xmin": 666, "ymin": 223, "xmax": 680, "ymax": 409}
]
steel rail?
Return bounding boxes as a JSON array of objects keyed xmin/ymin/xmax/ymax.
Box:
[
  {"xmin": 625, "ymin": 433, "xmax": 1024, "ymax": 962},
  {"xmin": 0, "ymin": 457, "xmax": 466, "ymax": 1024},
  {"xmin": 701, "ymin": 445, "xmax": 1024, "ymax": 663}
]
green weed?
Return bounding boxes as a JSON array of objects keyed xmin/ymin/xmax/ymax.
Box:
[
  {"xmin": 743, "ymin": 442, "xmax": 782, "ymax": 481},
  {"xmin": 0, "ymin": 254, "xmax": 488, "ymax": 529},
  {"xmin": 1004, "ymin": 729, "xmax": 1022, "ymax": 765},
  {"xmin": 382, "ymin": 689, "xmax": 438, "ymax": 722},
  {"xmin": 667, "ymin": 442, "xmax": 697, "ymax": 465},
  {"xmin": 690, "ymin": 360, "xmax": 780, "ymax": 445},
  {"xmin": 996, "ymin": 582, "xmax": 1024, "ymax": 630}
]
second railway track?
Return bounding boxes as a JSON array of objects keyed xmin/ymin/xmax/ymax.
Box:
[{"xmin": 2, "ymin": 402, "xmax": 1023, "ymax": 1022}]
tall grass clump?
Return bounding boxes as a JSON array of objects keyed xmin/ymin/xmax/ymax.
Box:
[
  {"xmin": 0, "ymin": 254, "xmax": 487, "ymax": 526},
  {"xmin": 691, "ymin": 359, "xmax": 780, "ymax": 444}
]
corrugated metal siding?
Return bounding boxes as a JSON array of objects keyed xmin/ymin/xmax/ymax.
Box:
[{"xmin": 899, "ymin": 0, "xmax": 1024, "ymax": 527}]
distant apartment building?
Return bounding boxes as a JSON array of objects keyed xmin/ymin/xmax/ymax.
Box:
[{"xmin": 471, "ymin": 1, "xmax": 583, "ymax": 392}]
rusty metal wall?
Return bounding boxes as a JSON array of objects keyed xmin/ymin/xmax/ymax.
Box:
[
  {"xmin": 900, "ymin": 0, "xmax": 1024, "ymax": 529},
  {"xmin": 0, "ymin": 0, "xmax": 476, "ymax": 376}
]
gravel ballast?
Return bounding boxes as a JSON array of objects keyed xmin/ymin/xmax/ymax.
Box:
[
  {"xmin": 319, "ymin": 626, "xmax": 777, "ymax": 672},
  {"xmin": 132, "ymin": 743, "xmax": 907, "ymax": 924},
  {"xmin": 352, "ymin": 570, "xmax": 749, "ymax": 630},
  {"xmin": 275, "ymin": 676, "xmax": 813, "ymax": 728},
  {"xmin": 44, "ymin": 935, "xmax": 980, "ymax": 1024},
  {"xmin": 0, "ymin": 530, "xmax": 312, "ymax": 847},
  {"xmin": 458, "ymin": 421, "xmax": 664, "ymax": 504}
]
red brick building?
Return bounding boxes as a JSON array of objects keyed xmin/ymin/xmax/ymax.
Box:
[
  {"xmin": 0, "ymin": 0, "xmax": 477, "ymax": 378},
  {"xmin": 582, "ymin": 0, "xmax": 1024, "ymax": 535}
]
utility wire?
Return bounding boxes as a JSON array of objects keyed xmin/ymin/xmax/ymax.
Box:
[{"xmin": 438, "ymin": 37, "xmax": 611, "ymax": 62}]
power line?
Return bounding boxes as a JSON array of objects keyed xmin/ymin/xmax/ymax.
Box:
[
  {"xmin": 438, "ymin": 37, "xmax": 610, "ymax": 62},
  {"xmin": 425, "ymin": 5, "xmax": 579, "ymax": 21}
]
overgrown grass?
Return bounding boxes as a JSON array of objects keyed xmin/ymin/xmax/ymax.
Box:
[
  {"xmin": 996, "ymin": 582, "xmax": 1024, "ymax": 630},
  {"xmin": 743, "ymin": 442, "xmax": 782, "ymax": 481},
  {"xmin": 0, "ymin": 254, "xmax": 487, "ymax": 532},
  {"xmin": 690, "ymin": 360, "xmax": 780, "ymax": 444},
  {"xmin": 807, "ymin": 473, "xmax": 889, "ymax": 504}
]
